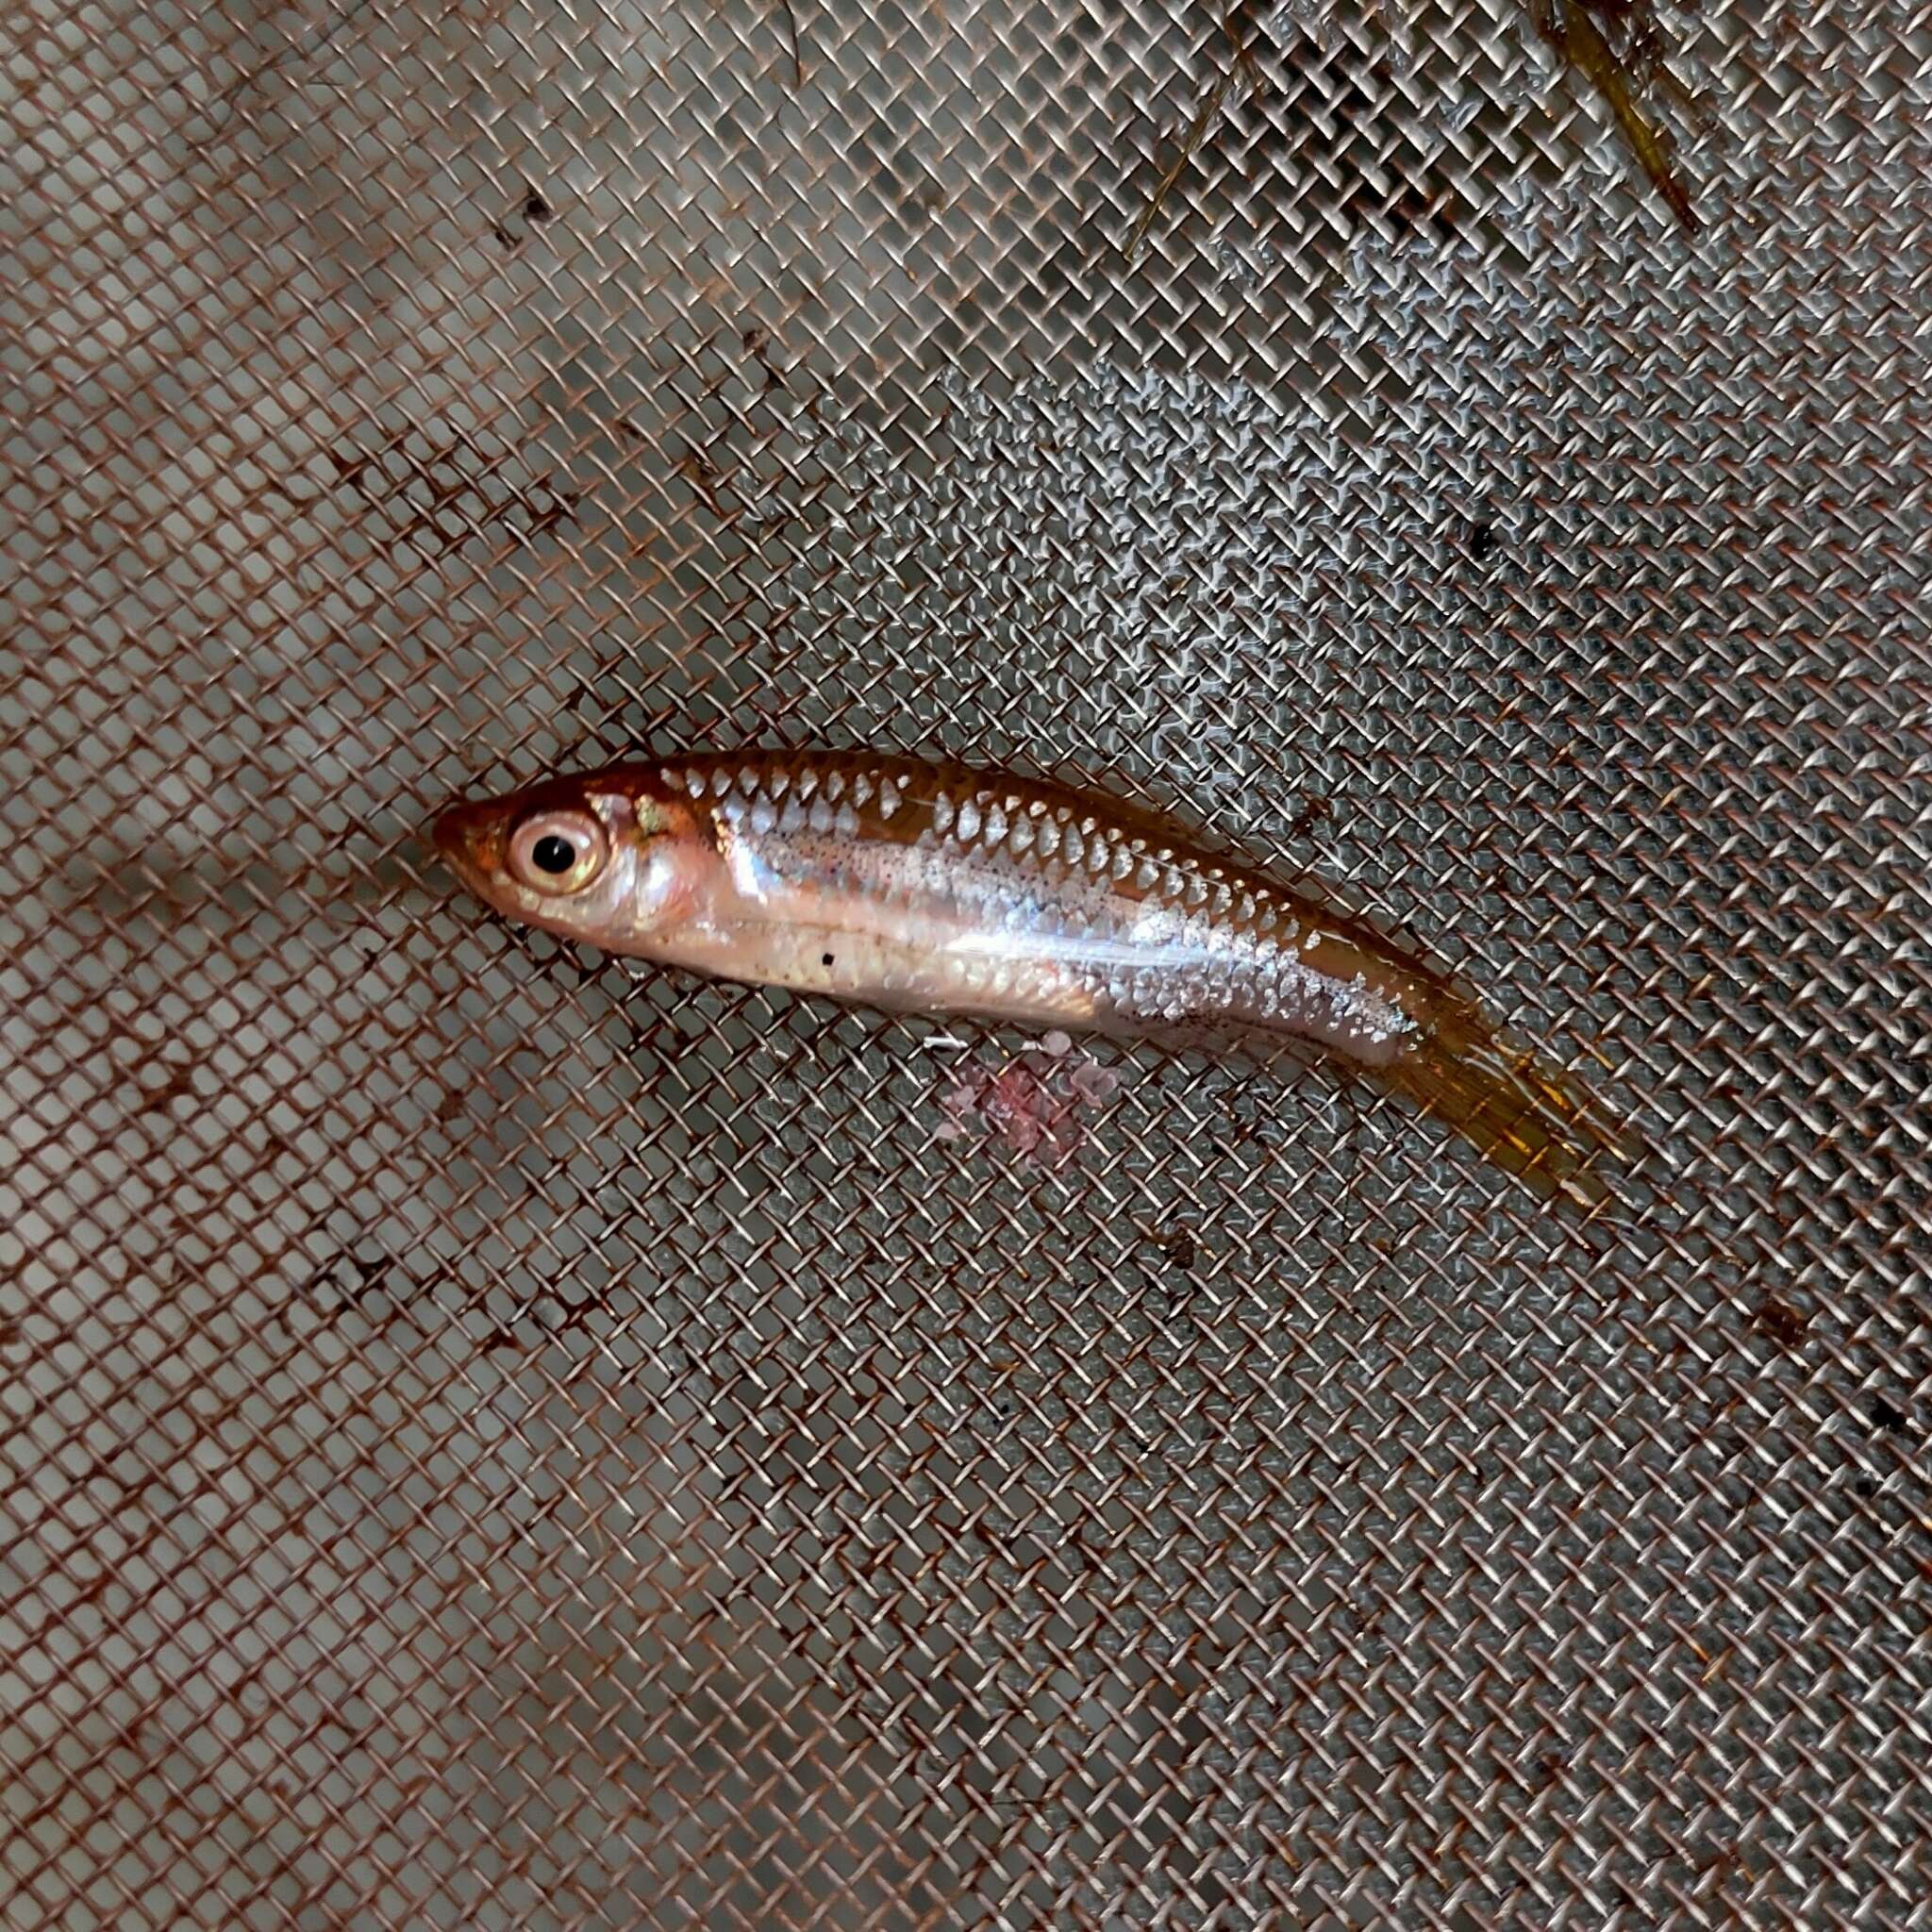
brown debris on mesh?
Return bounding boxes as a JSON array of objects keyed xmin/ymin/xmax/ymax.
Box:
[
  {"xmin": 1129, "ymin": 1, "xmax": 1462, "ymax": 261},
  {"xmin": 1530, "ymin": 0, "xmax": 1709, "ymax": 231},
  {"xmin": 1127, "ymin": 0, "xmax": 1268, "ymax": 257}
]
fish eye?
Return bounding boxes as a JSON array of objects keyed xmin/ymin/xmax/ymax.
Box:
[{"xmin": 507, "ymin": 808, "xmax": 608, "ymax": 895}]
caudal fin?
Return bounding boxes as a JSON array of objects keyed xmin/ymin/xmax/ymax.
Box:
[{"xmin": 1378, "ymin": 1000, "xmax": 1641, "ymax": 1218}]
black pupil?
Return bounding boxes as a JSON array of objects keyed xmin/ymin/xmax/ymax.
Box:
[{"xmin": 530, "ymin": 833, "xmax": 576, "ymax": 875}]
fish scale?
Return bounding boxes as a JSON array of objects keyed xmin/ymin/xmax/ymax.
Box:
[{"xmin": 677, "ymin": 754, "xmax": 1337, "ymax": 1038}]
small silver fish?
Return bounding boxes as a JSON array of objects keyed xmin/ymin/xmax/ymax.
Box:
[{"xmin": 434, "ymin": 749, "xmax": 1634, "ymax": 1209}]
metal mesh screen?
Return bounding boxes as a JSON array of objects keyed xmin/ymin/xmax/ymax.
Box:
[{"xmin": 4, "ymin": 0, "xmax": 1928, "ymax": 1925}]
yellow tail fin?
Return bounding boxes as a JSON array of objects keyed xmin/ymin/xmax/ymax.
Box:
[{"xmin": 1379, "ymin": 998, "xmax": 1640, "ymax": 1218}]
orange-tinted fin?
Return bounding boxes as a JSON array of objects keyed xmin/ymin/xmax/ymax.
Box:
[{"xmin": 1378, "ymin": 999, "xmax": 1641, "ymax": 1219}]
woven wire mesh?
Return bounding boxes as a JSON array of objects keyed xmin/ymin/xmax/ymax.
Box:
[{"xmin": 3, "ymin": 0, "xmax": 1929, "ymax": 1925}]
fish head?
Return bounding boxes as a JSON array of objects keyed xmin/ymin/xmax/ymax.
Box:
[{"xmin": 431, "ymin": 769, "xmax": 712, "ymax": 953}]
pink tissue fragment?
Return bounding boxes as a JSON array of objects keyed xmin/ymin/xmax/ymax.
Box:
[{"xmin": 933, "ymin": 1045, "xmax": 1120, "ymax": 1165}]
